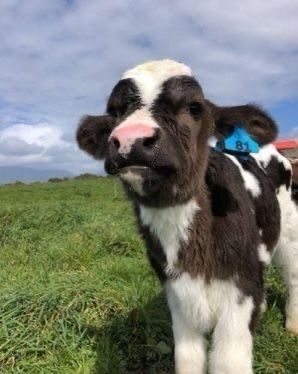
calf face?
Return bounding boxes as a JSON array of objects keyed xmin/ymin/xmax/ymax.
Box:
[{"xmin": 78, "ymin": 60, "xmax": 213, "ymax": 206}]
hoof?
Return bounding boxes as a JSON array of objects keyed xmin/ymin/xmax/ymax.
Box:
[
  {"xmin": 260, "ymin": 299, "xmax": 267, "ymax": 313},
  {"xmin": 286, "ymin": 318, "xmax": 298, "ymax": 335}
]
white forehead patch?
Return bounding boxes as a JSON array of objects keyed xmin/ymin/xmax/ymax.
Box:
[{"xmin": 122, "ymin": 59, "xmax": 192, "ymax": 106}]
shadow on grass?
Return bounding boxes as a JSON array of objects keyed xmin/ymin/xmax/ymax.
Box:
[
  {"xmin": 266, "ymin": 286, "xmax": 286, "ymax": 316},
  {"xmin": 85, "ymin": 292, "xmax": 175, "ymax": 374},
  {"xmin": 85, "ymin": 279, "xmax": 289, "ymax": 374},
  {"xmin": 264, "ymin": 266, "xmax": 287, "ymax": 326}
]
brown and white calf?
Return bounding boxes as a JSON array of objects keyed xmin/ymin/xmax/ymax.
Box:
[{"xmin": 77, "ymin": 60, "xmax": 298, "ymax": 374}]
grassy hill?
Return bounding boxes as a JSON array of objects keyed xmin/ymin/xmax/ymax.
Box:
[{"xmin": 0, "ymin": 178, "xmax": 297, "ymax": 373}]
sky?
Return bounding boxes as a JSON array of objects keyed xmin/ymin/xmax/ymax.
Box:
[{"xmin": 0, "ymin": 0, "xmax": 298, "ymax": 174}]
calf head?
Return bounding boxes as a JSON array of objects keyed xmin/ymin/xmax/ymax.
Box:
[
  {"xmin": 77, "ymin": 59, "xmax": 277, "ymax": 207},
  {"xmin": 77, "ymin": 60, "xmax": 213, "ymax": 206}
]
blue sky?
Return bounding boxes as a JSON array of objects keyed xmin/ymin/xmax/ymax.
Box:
[{"xmin": 0, "ymin": 0, "xmax": 298, "ymax": 174}]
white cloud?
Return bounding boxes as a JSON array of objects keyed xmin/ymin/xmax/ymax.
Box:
[
  {"xmin": 0, "ymin": 136, "xmax": 43, "ymax": 156},
  {"xmin": 0, "ymin": 123, "xmax": 66, "ymax": 149},
  {"xmin": 1, "ymin": 1, "xmax": 298, "ymax": 108},
  {"xmin": 0, "ymin": 122, "xmax": 101, "ymax": 174},
  {"xmin": 0, "ymin": 0, "xmax": 298, "ymax": 172}
]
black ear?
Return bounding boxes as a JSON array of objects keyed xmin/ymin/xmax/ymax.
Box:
[
  {"xmin": 76, "ymin": 115, "xmax": 115, "ymax": 159},
  {"xmin": 206, "ymin": 101, "xmax": 278, "ymax": 145}
]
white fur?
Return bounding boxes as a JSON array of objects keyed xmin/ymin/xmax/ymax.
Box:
[
  {"xmin": 209, "ymin": 292, "xmax": 254, "ymax": 374},
  {"xmin": 274, "ymin": 185, "xmax": 298, "ymax": 334},
  {"xmin": 252, "ymin": 144, "xmax": 292, "ymax": 171},
  {"xmin": 171, "ymin": 306, "xmax": 206, "ymax": 374},
  {"xmin": 166, "ymin": 274, "xmax": 254, "ymax": 374},
  {"xmin": 140, "ymin": 199, "xmax": 199, "ymax": 275},
  {"xmin": 111, "ymin": 107, "xmax": 160, "ymax": 132},
  {"xmin": 258, "ymin": 243, "xmax": 271, "ymax": 265},
  {"xmin": 225, "ymin": 154, "xmax": 261, "ymax": 198},
  {"xmin": 119, "ymin": 170, "xmax": 145, "ymax": 196},
  {"xmin": 122, "ymin": 59, "xmax": 192, "ymax": 107},
  {"xmin": 208, "ymin": 135, "xmax": 218, "ymax": 147}
]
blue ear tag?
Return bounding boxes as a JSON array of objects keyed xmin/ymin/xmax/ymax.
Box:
[{"xmin": 215, "ymin": 125, "xmax": 260, "ymax": 158}]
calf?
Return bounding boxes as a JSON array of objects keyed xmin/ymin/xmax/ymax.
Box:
[{"xmin": 77, "ymin": 60, "xmax": 298, "ymax": 373}]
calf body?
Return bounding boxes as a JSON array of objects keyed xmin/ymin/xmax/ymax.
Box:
[
  {"xmin": 77, "ymin": 60, "xmax": 298, "ymax": 373},
  {"xmin": 138, "ymin": 149, "xmax": 279, "ymax": 374}
]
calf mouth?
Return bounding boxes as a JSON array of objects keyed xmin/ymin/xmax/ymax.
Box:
[
  {"xmin": 105, "ymin": 133, "xmax": 179, "ymax": 180},
  {"xmin": 118, "ymin": 165, "xmax": 149, "ymax": 174},
  {"xmin": 105, "ymin": 160, "xmax": 149, "ymax": 176},
  {"xmin": 106, "ymin": 158, "xmax": 176, "ymax": 178}
]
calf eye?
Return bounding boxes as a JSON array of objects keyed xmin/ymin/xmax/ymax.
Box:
[{"xmin": 188, "ymin": 102, "xmax": 203, "ymax": 118}]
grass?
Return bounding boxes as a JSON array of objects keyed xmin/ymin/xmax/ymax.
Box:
[{"xmin": 0, "ymin": 178, "xmax": 297, "ymax": 373}]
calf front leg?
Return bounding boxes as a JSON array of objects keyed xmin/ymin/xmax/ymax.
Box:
[
  {"xmin": 274, "ymin": 188, "xmax": 298, "ymax": 335},
  {"xmin": 171, "ymin": 307, "xmax": 206, "ymax": 374},
  {"xmin": 209, "ymin": 295, "xmax": 254, "ymax": 374},
  {"xmin": 274, "ymin": 236, "xmax": 298, "ymax": 334}
]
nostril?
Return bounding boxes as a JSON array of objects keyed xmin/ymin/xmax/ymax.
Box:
[
  {"xmin": 142, "ymin": 129, "xmax": 160, "ymax": 148},
  {"xmin": 143, "ymin": 136, "xmax": 156, "ymax": 147},
  {"xmin": 111, "ymin": 136, "xmax": 120, "ymax": 150}
]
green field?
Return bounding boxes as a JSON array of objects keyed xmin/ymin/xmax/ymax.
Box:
[{"xmin": 0, "ymin": 178, "xmax": 297, "ymax": 373}]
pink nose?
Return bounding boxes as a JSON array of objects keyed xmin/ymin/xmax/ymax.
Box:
[{"xmin": 110, "ymin": 124, "xmax": 157, "ymax": 155}]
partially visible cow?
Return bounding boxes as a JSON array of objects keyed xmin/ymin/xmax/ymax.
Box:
[
  {"xmin": 292, "ymin": 160, "xmax": 298, "ymax": 201},
  {"xmin": 274, "ymin": 141, "xmax": 298, "ymax": 202},
  {"xmin": 77, "ymin": 60, "xmax": 298, "ymax": 374},
  {"xmin": 292, "ymin": 160, "xmax": 298, "ymax": 185},
  {"xmin": 274, "ymin": 139, "xmax": 298, "ymax": 200}
]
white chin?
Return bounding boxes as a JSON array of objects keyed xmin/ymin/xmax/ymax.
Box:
[{"xmin": 119, "ymin": 169, "xmax": 145, "ymax": 196}]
